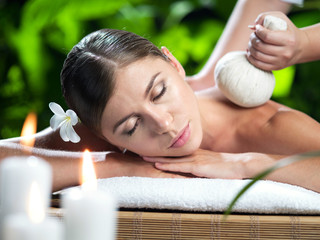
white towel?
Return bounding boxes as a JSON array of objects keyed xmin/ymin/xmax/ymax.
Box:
[{"xmin": 96, "ymin": 177, "xmax": 320, "ymax": 214}]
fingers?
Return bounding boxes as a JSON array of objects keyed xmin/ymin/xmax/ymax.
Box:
[
  {"xmin": 155, "ymin": 162, "xmax": 193, "ymax": 174},
  {"xmin": 247, "ymin": 27, "xmax": 289, "ymax": 71},
  {"xmin": 247, "ymin": 46, "xmax": 281, "ymax": 71},
  {"xmin": 254, "ymin": 13, "xmax": 264, "ymax": 26},
  {"xmin": 254, "ymin": 24, "xmax": 289, "ymax": 46},
  {"xmin": 249, "ymin": 28, "xmax": 287, "ymax": 55},
  {"xmin": 247, "ymin": 54, "xmax": 275, "ymax": 71},
  {"xmin": 254, "ymin": 11, "xmax": 288, "ymax": 28}
]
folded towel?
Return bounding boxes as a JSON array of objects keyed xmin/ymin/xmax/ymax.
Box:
[{"xmin": 97, "ymin": 177, "xmax": 320, "ymax": 214}]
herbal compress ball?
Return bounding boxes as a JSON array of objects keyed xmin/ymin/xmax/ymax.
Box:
[{"xmin": 215, "ymin": 15, "xmax": 287, "ymax": 108}]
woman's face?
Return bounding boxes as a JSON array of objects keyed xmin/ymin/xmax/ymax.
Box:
[{"xmin": 101, "ymin": 55, "xmax": 203, "ymax": 157}]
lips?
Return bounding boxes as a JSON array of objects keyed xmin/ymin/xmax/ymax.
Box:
[{"xmin": 170, "ymin": 123, "xmax": 190, "ymax": 148}]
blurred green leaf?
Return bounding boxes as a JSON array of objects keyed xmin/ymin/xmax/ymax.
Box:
[
  {"xmin": 224, "ymin": 150, "xmax": 320, "ymax": 218},
  {"xmin": 272, "ymin": 65, "xmax": 295, "ymax": 98},
  {"xmin": 2, "ymin": 65, "xmax": 25, "ymax": 97},
  {"xmin": 156, "ymin": 25, "xmax": 192, "ymax": 65},
  {"xmin": 1, "ymin": 0, "xmax": 320, "ymax": 140},
  {"xmin": 163, "ymin": 1, "xmax": 194, "ymax": 29}
]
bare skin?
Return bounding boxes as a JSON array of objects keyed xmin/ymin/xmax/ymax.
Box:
[
  {"xmin": 247, "ymin": 11, "xmax": 320, "ymax": 70},
  {"xmin": 3, "ymin": 0, "xmax": 315, "ymax": 193},
  {"xmin": 3, "ymin": 76, "xmax": 320, "ymax": 193},
  {"xmin": 142, "ymin": 87, "xmax": 320, "ymax": 193},
  {"xmin": 186, "ymin": 0, "xmax": 291, "ymax": 90},
  {"xmin": 0, "ymin": 141, "xmax": 183, "ymax": 192},
  {"xmin": 150, "ymin": 150, "xmax": 320, "ymax": 194}
]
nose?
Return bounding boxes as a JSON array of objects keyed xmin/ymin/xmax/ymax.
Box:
[{"xmin": 146, "ymin": 108, "xmax": 173, "ymax": 134}]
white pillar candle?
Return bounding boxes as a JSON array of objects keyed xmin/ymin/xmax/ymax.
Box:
[
  {"xmin": 63, "ymin": 189, "xmax": 117, "ymax": 240},
  {"xmin": 0, "ymin": 156, "xmax": 52, "ymax": 221},
  {"xmin": 62, "ymin": 150, "xmax": 117, "ymax": 240},
  {"xmin": 3, "ymin": 213, "xmax": 63, "ymax": 240},
  {"xmin": 3, "ymin": 182, "xmax": 63, "ymax": 240}
]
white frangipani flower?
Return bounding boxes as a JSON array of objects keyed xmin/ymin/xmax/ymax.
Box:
[{"xmin": 49, "ymin": 102, "xmax": 80, "ymax": 143}]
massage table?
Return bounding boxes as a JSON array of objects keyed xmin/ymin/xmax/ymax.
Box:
[{"xmin": 49, "ymin": 177, "xmax": 320, "ymax": 239}]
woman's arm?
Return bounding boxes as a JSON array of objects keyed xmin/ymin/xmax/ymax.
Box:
[
  {"xmin": 259, "ymin": 108, "xmax": 320, "ymax": 154},
  {"xmin": 144, "ymin": 105, "xmax": 320, "ymax": 193},
  {"xmin": 247, "ymin": 11, "xmax": 320, "ymax": 70},
  {"xmin": 145, "ymin": 149, "xmax": 320, "ymax": 193},
  {"xmin": 0, "ymin": 141, "xmax": 184, "ymax": 192},
  {"xmin": 1, "ymin": 123, "xmax": 117, "ymax": 152},
  {"xmin": 0, "ymin": 124, "xmax": 183, "ymax": 192},
  {"xmin": 187, "ymin": 0, "xmax": 291, "ymax": 91}
]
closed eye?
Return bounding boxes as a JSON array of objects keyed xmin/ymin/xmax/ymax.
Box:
[
  {"xmin": 152, "ymin": 82, "xmax": 167, "ymax": 102},
  {"xmin": 127, "ymin": 118, "xmax": 140, "ymax": 136}
]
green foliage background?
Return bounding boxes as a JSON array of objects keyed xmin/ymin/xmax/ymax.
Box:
[{"xmin": 0, "ymin": 0, "xmax": 320, "ymax": 139}]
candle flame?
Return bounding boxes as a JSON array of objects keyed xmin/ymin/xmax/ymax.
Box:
[
  {"xmin": 27, "ymin": 182, "xmax": 45, "ymax": 224},
  {"xmin": 20, "ymin": 112, "xmax": 37, "ymax": 147},
  {"xmin": 81, "ymin": 149, "xmax": 97, "ymax": 191}
]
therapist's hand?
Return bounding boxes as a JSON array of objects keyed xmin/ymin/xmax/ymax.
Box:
[{"xmin": 247, "ymin": 11, "xmax": 306, "ymax": 71}]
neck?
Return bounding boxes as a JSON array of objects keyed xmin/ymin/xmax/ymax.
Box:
[{"xmin": 195, "ymin": 87, "xmax": 241, "ymax": 152}]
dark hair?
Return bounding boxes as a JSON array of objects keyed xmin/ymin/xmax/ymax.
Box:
[{"xmin": 61, "ymin": 29, "xmax": 167, "ymax": 137}]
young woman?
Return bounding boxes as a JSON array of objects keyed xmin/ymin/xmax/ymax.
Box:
[{"xmin": 3, "ymin": 1, "xmax": 319, "ymax": 194}]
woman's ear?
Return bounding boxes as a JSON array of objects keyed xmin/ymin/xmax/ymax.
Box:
[{"xmin": 161, "ymin": 46, "xmax": 186, "ymax": 78}]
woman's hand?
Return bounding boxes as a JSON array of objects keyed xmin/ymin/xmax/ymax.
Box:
[
  {"xmin": 143, "ymin": 149, "xmax": 257, "ymax": 179},
  {"xmin": 96, "ymin": 152, "xmax": 186, "ymax": 179},
  {"xmin": 247, "ymin": 11, "xmax": 306, "ymax": 71}
]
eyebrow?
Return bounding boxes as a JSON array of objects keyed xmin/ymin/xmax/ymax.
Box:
[
  {"xmin": 144, "ymin": 72, "xmax": 161, "ymax": 98},
  {"xmin": 113, "ymin": 71, "xmax": 161, "ymax": 134}
]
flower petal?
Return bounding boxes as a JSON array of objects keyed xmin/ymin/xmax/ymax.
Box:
[
  {"xmin": 49, "ymin": 102, "xmax": 66, "ymax": 116},
  {"xmin": 66, "ymin": 122, "xmax": 81, "ymax": 143},
  {"xmin": 59, "ymin": 123, "xmax": 70, "ymax": 142},
  {"xmin": 66, "ymin": 109, "xmax": 79, "ymax": 126},
  {"xmin": 50, "ymin": 115, "xmax": 67, "ymax": 130}
]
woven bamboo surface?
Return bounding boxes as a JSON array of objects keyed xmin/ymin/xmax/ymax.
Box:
[{"xmin": 49, "ymin": 208, "xmax": 320, "ymax": 239}]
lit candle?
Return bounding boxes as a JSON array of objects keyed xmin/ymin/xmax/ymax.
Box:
[
  {"xmin": 3, "ymin": 182, "xmax": 63, "ymax": 240},
  {"xmin": 63, "ymin": 149, "xmax": 117, "ymax": 240},
  {"xmin": 0, "ymin": 156, "xmax": 52, "ymax": 233},
  {"xmin": 0, "ymin": 112, "xmax": 53, "ymax": 236}
]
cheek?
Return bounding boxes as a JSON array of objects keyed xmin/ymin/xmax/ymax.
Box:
[
  {"xmin": 176, "ymin": 87, "xmax": 199, "ymax": 116},
  {"xmin": 112, "ymin": 133, "xmax": 156, "ymax": 155},
  {"xmin": 127, "ymin": 141, "xmax": 160, "ymax": 157},
  {"xmin": 102, "ymin": 135, "xmax": 119, "ymax": 148},
  {"xmin": 101, "ymin": 128, "xmax": 124, "ymax": 148},
  {"xmin": 170, "ymin": 83, "xmax": 192, "ymax": 106}
]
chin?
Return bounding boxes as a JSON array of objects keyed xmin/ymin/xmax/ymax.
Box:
[{"xmin": 167, "ymin": 138, "xmax": 201, "ymax": 157}]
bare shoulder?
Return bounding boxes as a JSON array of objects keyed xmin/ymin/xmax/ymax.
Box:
[
  {"xmin": 267, "ymin": 104, "xmax": 320, "ymax": 130},
  {"xmin": 262, "ymin": 103, "xmax": 320, "ymax": 153},
  {"xmin": 233, "ymin": 100, "xmax": 320, "ymax": 154}
]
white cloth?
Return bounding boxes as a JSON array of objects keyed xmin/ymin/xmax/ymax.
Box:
[
  {"xmin": 281, "ymin": 0, "xmax": 304, "ymax": 6},
  {"xmin": 97, "ymin": 177, "xmax": 320, "ymax": 214}
]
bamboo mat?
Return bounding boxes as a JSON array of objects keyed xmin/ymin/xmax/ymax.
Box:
[{"xmin": 48, "ymin": 208, "xmax": 320, "ymax": 239}]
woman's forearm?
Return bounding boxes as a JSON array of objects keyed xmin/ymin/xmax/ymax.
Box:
[
  {"xmin": 0, "ymin": 142, "xmax": 85, "ymax": 192},
  {"xmin": 152, "ymin": 150, "xmax": 320, "ymax": 193},
  {"xmin": 298, "ymin": 23, "xmax": 320, "ymax": 64},
  {"xmin": 0, "ymin": 142, "xmax": 183, "ymax": 192},
  {"xmin": 244, "ymin": 152, "xmax": 320, "ymax": 193}
]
